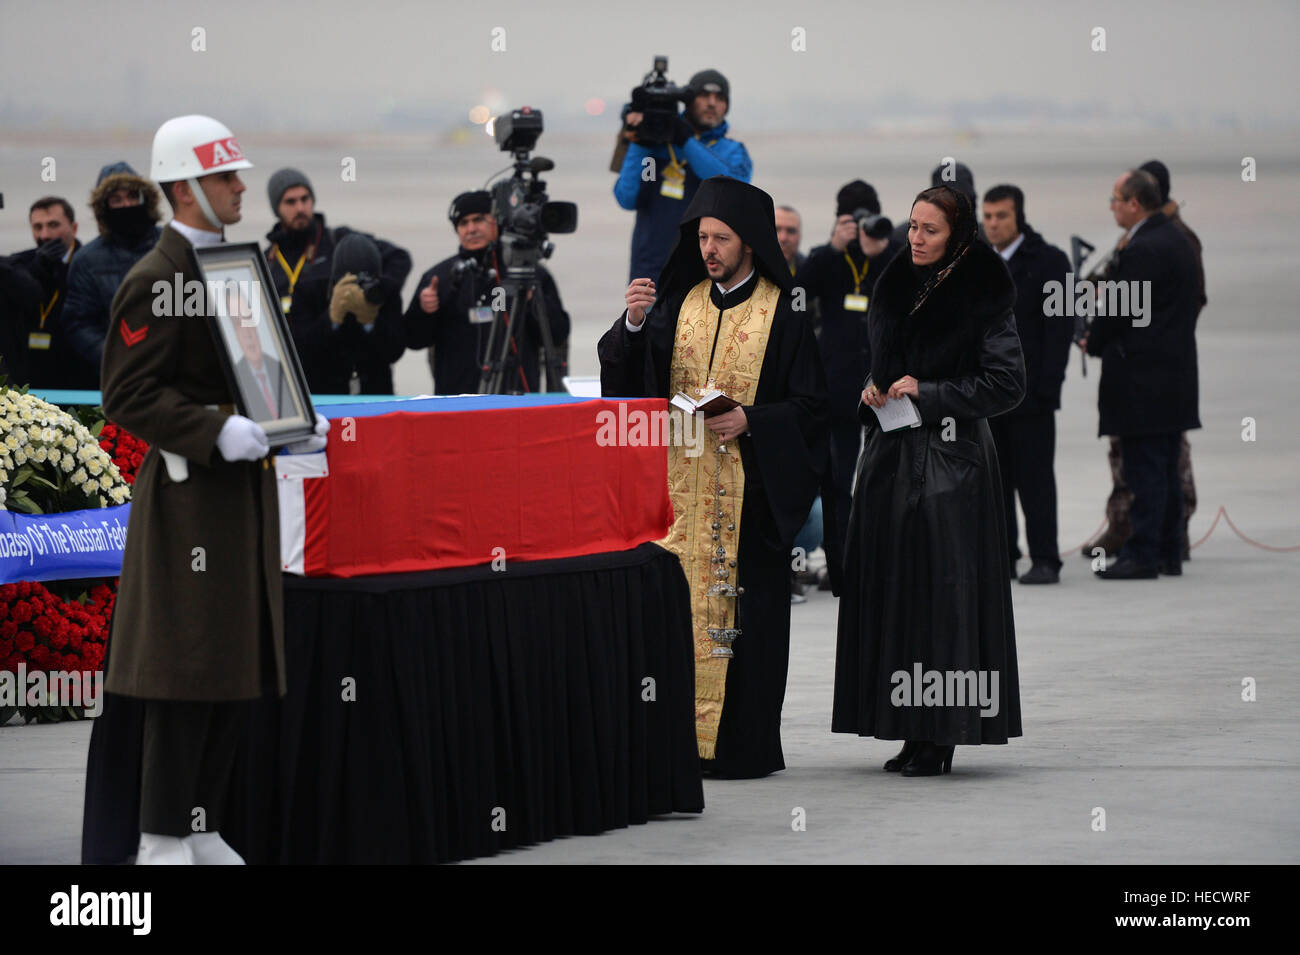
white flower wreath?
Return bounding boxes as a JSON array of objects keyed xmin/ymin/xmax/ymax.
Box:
[{"xmin": 0, "ymin": 388, "xmax": 130, "ymax": 512}]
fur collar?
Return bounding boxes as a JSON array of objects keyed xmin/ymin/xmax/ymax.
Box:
[
  {"xmin": 874, "ymin": 238, "xmax": 1015, "ymax": 326},
  {"xmin": 868, "ymin": 239, "xmax": 1017, "ymax": 386}
]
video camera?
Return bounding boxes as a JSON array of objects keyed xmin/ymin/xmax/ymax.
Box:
[
  {"xmin": 490, "ymin": 107, "xmax": 578, "ymax": 278},
  {"xmin": 626, "ymin": 55, "xmax": 687, "ymax": 147}
]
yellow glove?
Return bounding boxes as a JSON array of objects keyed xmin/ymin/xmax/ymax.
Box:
[{"xmin": 329, "ymin": 273, "xmax": 380, "ymax": 326}]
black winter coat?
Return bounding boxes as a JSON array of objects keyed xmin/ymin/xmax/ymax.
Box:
[
  {"xmin": 999, "ymin": 226, "xmax": 1073, "ymax": 416},
  {"xmin": 287, "ymin": 282, "xmax": 406, "ymax": 395},
  {"xmin": 0, "ymin": 257, "xmax": 42, "ymax": 386},
  {"xmin": 404, "ymin": 247, "xmax": 570, "ymax": 395},
  {"xmin": 8, "ymin": 241, "xmax": 83, "ymax": 389},
  {"xmin": 833, "ymin": 239, "xmax": 1025, "ymax": 745},
  {"xmin": 796, "ymin": 237, "xmax": 905, "ymax": 419},
  {"xmin": 61, "ymin": 228, "xmax": 162, "ymax": 386},
  {"xmin": 264, "ymin": 213, "xmax": 412, "ymax": 314},
  {"xmin": 1085, "ymin": 212, "xmax": 1201, "ymax": 437}
]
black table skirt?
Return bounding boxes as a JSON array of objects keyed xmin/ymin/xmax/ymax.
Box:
[{"xmin": 82, "ymin": 542, "xmax": 704, "ymax": 864}]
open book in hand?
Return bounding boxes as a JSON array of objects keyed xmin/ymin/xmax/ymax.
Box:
[
  {"xmin": 863, "ymin": 377, "xmax": 922, "ymax": 432},
  {"xmin": 670, "ymin": 389, "xmax": 740, "ymax": 418}
]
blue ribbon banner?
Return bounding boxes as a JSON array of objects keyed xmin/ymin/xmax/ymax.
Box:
[{"xmin": 0, "ymin": 504, "xmax": 131, "ymax": 584}]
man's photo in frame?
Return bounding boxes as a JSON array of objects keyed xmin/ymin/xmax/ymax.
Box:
[{"xmin": 194, "ymin": 243, "xmax": 316, "ymax": 444}]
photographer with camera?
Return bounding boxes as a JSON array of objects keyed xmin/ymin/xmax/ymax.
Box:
[
  {"xmin": 614, "ymin": 64, "xmax": 753, "ymax": 284},
  {"xmin": 404, "ymin": 190, "xmax": 570, "ymax": 395},
  {"xmin": 287, "ymin": 232, "xmax": 408, "ymax": 395},
  {"xmin": 795, "ymin": 180, "xmax": 904, "ymax": 562}
]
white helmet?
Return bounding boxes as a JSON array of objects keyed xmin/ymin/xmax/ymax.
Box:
[
  {"xmin": 152, "ymin": 114, "xmax": 253, "ymax": 182},
  {"xmin": 151, "ymin": 114, "xmax": 253, "ymax": 229}
]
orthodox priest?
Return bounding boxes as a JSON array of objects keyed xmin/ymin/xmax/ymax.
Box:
[{"xmin": 599, "ymin": 177, "xmax": 829, "ymax": 778}]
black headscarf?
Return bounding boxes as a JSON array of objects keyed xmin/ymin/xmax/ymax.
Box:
[
  {"xmin": 908, "ymin": 185, "xmax": 978, "ymax": 314},
  {"xmin": 656, "ymin": 176, "xmax": 793, "ymax": 299}
]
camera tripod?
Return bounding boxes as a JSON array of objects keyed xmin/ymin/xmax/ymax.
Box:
[{"xmin": 477, "ymin": 268, "xmax": 567, "ymax": 395}]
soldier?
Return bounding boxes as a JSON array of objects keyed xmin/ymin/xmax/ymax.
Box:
[{"xmin": 93, "ymin": 115, "xmax": 327, "ymax": 864}]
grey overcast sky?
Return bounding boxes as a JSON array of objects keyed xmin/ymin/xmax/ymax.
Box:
[{"xmin": 2, "ymin": 0, "xmax": 1297, "ymax": 132}]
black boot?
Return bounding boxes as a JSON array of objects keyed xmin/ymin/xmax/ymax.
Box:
[
  {"xmin": 1095, "ymin": 557, "xmax": 1157, "ymax": 580},
  {"xmin": 901, "ymin": 742, "xmax": 955, "ymax": 776},
  {"xmin": 883, "ymin": 741, "xmax": 921, "ymax": 772},
  {"xmin": 1019, "ymin": 560, "xmax": 1060, "ymax": 584}
]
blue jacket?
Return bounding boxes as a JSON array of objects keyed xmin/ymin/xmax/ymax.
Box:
[
  {"xmin": 614, "ymin": 117, "xmax": 752, "ymax": 283},
  {"xmin": 62, "ymin": 227, "xmax": 162, "ymax": 385}
]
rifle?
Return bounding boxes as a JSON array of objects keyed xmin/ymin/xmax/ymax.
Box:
[{"xmin": 1069, "ymin": 235, "xmax": 1117, "ymax": 378}]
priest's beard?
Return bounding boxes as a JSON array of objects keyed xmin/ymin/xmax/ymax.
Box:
[{"xmin": 705, "ymin": 248, "xmax": 751, "ymax": 289}]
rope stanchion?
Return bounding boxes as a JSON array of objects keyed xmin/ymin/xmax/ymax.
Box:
[{"xmin": 1070, "ymin": 505, "xmax": 1300, "ymax": 557}]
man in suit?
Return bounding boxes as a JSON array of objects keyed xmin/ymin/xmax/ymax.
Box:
[
  {"xmin": 1085, "ymin": 168, "xmax": 1200, "ymax": 580},
  {"xmin": 227, "ymin": 292, "xmax": 296, "ymax": 422},
  {"xmin": 983, "ymin": 184, "xmax": 1074, "ymax": 584}
]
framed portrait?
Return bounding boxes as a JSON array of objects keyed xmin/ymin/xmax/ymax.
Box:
[{"xmin": 193, "ymin": 242, "xmax": 316, "ymax": 445}]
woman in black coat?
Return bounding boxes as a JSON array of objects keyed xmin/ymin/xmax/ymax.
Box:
[{"xmin": 832, "ymin": 186, "xmax": 1025, "ymax": 776}]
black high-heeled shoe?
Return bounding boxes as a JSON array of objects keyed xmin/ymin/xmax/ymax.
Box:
[
  {"xmin": 901, "ymin": 743, "xmax": 955, "ymax": 776},
  {"xmin": 883, "ymin": 741, "xmax": 922, "ymax": 772}
]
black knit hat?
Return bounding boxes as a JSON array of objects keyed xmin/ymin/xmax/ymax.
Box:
[
  {"xmin": 930, "ymin": 161, "xmax": 975, "ymax": 206},
  {"xmin": 267, "ymin": 168, "xmax": 314, "ymax": 214},
  {"xmin": 448, "ymin": 190, "xmax": 492, "ymax": 226},
  {"xmin": 836, "ymin": 180, "xmax": 880, "ymax": 217},
  {"xmin": 330, "ymin": 232, "xmax": 381, "ymax": 286},
  {"xmin": 1139, "ymin": 160, "xmax": 1171, "ymax": 205},
  {"xmin": 687, "ymin": 69, "xmax": 730, "ymax": 107}
]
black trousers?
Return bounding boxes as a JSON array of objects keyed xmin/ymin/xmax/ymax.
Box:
[
  {"xmin": 989, "ymin": 412, "xmax": 1061, "ymax": 566},
  {"xmin": 1118, "ymin": 432, "xmax": 1184, "ymax": 568},
  {"xmin": 826, "ymin": 413, "xmax": 861, "ymax": 558},
  {"xmin": 140, "ymin": 701, "xmax": 245, "ymax": 838}
]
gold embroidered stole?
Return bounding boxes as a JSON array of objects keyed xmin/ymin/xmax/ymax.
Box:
[{"xmin": 662, "ymin": 275, "xmax": 780, "ymax": 758}]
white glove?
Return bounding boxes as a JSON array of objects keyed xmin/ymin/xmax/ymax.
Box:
[
  {"xmin": 283, "ymin": 413, "xmax": 330, "ymax": 454},
  {"xmin": 216, "ymin": 414, "xmax": 270, "ymax": 462}
]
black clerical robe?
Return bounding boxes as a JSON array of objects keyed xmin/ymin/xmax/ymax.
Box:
[{"xmin": 598, "ymin": 271, "xmax": 829, "ymax": 777}]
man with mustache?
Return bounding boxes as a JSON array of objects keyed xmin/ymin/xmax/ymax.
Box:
[
  {"xmin": 600, "ymin": 177, "xmax": 829, "ymax": 779},
  {"xmin": 614, "ymin": 69, "xmax": 753, "ymax": 285},
  {"xmin": 262, "ymin": 168, "xmax": 410, "ymax": 320}
]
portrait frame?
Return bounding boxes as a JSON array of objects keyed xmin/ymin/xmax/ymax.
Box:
[{"xmin": 193, "ymin": 242, "xmax": 316, "ymax": 445}]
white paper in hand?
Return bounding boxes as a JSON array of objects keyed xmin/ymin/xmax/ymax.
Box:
[{"xmin": 869, "ymin": 394, "xmax": 922, "ymax": 432}]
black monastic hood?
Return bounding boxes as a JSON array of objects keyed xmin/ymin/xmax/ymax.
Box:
[{"xmin": 657, "ymin": 176, "xmax": 793, "ymax": 298}]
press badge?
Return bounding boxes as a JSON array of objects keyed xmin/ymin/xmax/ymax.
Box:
[
  {"xmin": 469, "ymin": 306, "xmax": 495, "ymax": 324},
  {"xmin": 280, "ymin": 294, "xmax": 293, "ymax": 314},
  {"xmin": 661, "ymin": 165, "xmax": 686, "ymax": 200},
  {"xmin": 843, "ymin": 294, "xmax": 869, "ymax": 312},
  {"xmin": 28, "ymin": 331, "xmax": 52, "ymax": 350}
]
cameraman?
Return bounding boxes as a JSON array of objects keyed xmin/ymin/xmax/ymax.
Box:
[
  {"xmin": 404, "ymin": 190, "xmax": 570, "ymax": 394},
  {"xmin": 795, "ymin": 180, "xmax": 904, "ymax": 561},
  {"xmin": 614, "ymin": 69, "xmax": 753, "ymax": 284}
]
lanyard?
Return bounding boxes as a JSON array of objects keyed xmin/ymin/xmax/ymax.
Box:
[
  {"xmin": 38, "ymin": 289, "xmax": 60, "ymax": 329},
  {"xmin": 843, "ymin": 251, "xmax": 869, "ymax": 294},
  {"xmin": 270, "ymin": 221, "xmax": 323, "ymax": 295},
  {"xmin": 273, "ymin": 246, "xmax": 312, "ymax": 294}
]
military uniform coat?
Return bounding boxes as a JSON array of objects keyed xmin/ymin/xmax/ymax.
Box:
[{"xmin": 100, "ymin": 224, "xmax": 285, "ymax": 701}]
